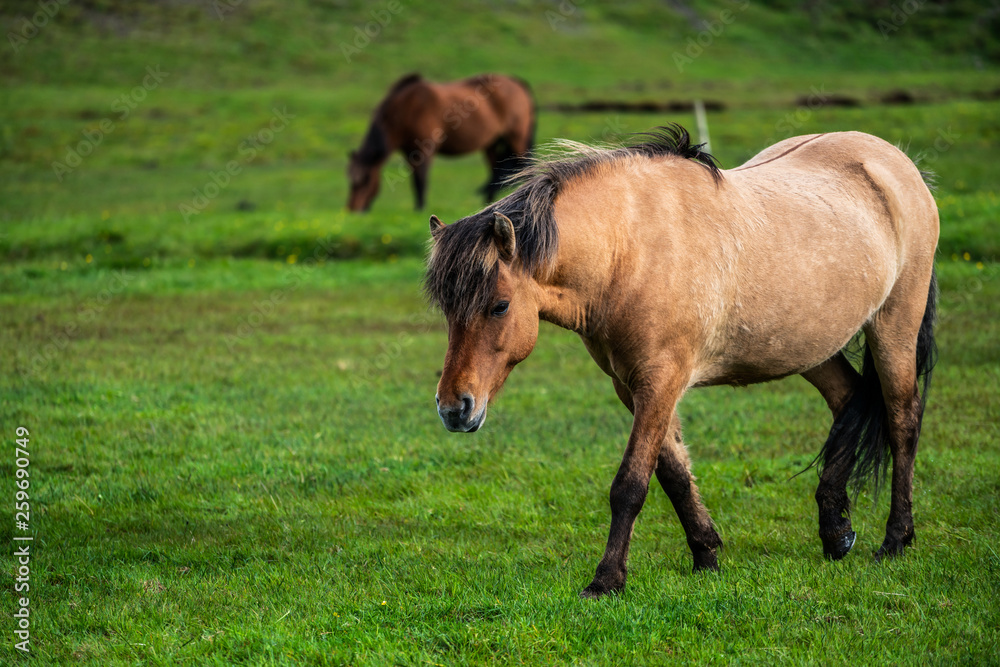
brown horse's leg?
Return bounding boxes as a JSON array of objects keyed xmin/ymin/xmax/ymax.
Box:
[
  {"xmin": 482, "ymin": 145, "xmax": 500, "ymax": 202},
  {"xmin": 802, "ymin": 353, "xmax": 861, "ymax": 559},
  {"xmin": 581, "ymin": 376, "xmax": 683, "ymax": 599},
  {"xmin": 654, "ymin": 416, "xmax": 723, "ymax": 572},
  {"xmin": 407, "ymin": 154, "xmax": 431, "ymax": 211},
  {"xmin": 608, "ymin": 379, "xmax": 722, "ymax": 573}
]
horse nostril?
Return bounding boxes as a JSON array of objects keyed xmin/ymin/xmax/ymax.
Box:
[
  {"xmin": 460, "ymin": 394, "xmax": 475, "ymax": 420},
  {"xmin": 435, "ymin": 395, "xmax": 440, "ymax": 407}
]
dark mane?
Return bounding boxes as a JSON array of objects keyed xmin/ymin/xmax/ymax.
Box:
[
  {"xmin": 424, "ymin": 124, "xmax": 721, "ymax": 322},
  {"xmin": 356, "ymin": 121, "xmax": 389, "ymax": 165},
  {"xmin": 357, "ymin": 75, "xmax": 425, "ymax": 166},
  {"xmin": 386, "ymin": 72, "xmax": 423, "ymax": 96},
  {"xmin": 624, "ymin": 125, "xmax": 722, "ymax": 181}
]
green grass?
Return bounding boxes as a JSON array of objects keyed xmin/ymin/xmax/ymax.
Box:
[
  {"xmin": 2, "ymin": 257, "xmax": 998, "ymax": 664},
  {"xmin": 2, "ymin": 1, "xmax": 999, "ymax": 664}
]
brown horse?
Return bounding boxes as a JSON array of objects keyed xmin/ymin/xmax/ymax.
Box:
[
  {"xmin": 347, "ymin": 73, "xmax": 536, "ymax": 212},
  {"xmin": 425, "ymin": 125, "xmax": 938, "ymax": 598}
]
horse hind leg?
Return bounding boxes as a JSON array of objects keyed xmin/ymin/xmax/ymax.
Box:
[
  {"xmin": 866, "ymin": 269, "xmax": 937, "ymax": 560},
  {"xmin": 802, "ymin": 352, "xmax": 862, "ymax": 560},
  {"xmin": 655, "ymin": 416, "xmax": 724, "ymax": 572}
]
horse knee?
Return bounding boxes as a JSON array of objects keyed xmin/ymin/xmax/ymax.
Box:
[{"xmin": 609, "ymin": 471, "xmax": 650, "ymax": 514}]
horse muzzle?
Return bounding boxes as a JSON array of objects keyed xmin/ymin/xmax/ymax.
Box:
[{"xmin": 436, "ymin": 393, "xmax": 487, "ymax": 433}]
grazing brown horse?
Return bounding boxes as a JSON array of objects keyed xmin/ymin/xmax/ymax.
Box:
[
  {"xmin": 347, "ymin": 73, "xmax": 536, "ymax": 212},
  {"xmin": 425, "ymin": 125, "xmax": 938, "ymax": 598}
]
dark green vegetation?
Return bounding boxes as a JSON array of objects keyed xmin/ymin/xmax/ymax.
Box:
[{"xmin": 2, "ymin": 1, "xmax": 998, "ymax": 664}]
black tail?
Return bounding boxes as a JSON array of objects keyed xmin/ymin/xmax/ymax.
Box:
[
  {"xmin": 513, "ymin": 75, "xmax": 537, "ymax": 157},
  {"xmin": 816, "ymin": 269, "xmax": 938, "ymax": 499},
  {"xmin": 481, "ymin": 78, "xmax": 537, "ymax": 198}
]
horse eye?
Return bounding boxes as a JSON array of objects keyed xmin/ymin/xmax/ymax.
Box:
[{"xmin": 491, "ymin": 301, "xmax": 509, "ymax": 317}]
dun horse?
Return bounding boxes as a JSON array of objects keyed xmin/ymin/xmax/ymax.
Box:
[
  {"xmin": 425, "ymin": 125, "xmax": 938, "ymax": 598},
  {"xmin": 347, "ymin": 73, "xmax": 536, "ymax": 212}
]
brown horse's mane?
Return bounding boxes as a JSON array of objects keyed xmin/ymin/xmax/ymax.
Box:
[
  {"xmin": 385, "ymin": 72, "xmax": 423, "ymax": 96},
  {"xmin": 356, "ymin": 74, "xmax": 426, "ymax": 166},
  {"xmin": 425, "ymin": 124, "xmax": 721, "ymax": 322}
]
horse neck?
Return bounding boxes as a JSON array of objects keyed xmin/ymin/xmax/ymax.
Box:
[
  {"xmin": 357, "ymin": 117, "xmax": 393, "ymax": 166},
  {"xmin": 534, "ymin": 212, "xmax": 618, "ymax": 336}
]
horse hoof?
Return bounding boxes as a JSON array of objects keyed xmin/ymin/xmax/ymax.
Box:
[
  {"xmin": 579, "ymin": 578, "xmax": 624, "ymax": 600},
  {"xmin": 692, "ymin": 549, "xmax": 720, "ymax": 573},
  {"xmin": 823, "ymin": 531, "xmax": 856, "ymax": 561},
  {"xmin": 875, "ymin": 540, "xmax": 909, "ymax": 562},
  {"xmin": 580, "ymin": 585, "xmax": 618, "ymax": 600},
  {"xmin": 875, "ymin": 544, "xmax": 900, "ymax": 562}
]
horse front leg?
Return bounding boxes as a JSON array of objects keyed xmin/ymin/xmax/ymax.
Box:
[
  {"xmin": 581, "ymin": 379, "xmax": 682, "ymax": 599},
  {"xmin": 610, "ymin": 378, "xmax": 721, "ymax": 573}
]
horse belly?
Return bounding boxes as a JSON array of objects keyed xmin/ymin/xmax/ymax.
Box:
[
  {"xmin": 697, "ymin": 238, "xmax": 896, "ymax": 386},
  {"xmin": 439, "ymin": 107, "xmax": 503, "ymax": 155}
]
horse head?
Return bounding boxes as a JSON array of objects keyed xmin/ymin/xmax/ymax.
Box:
[
  {"xmin": 427, "ymin": 212, "xmax": 541, "ymax": 432},
  {"xmin": 347, "ymin": 150, "xmax": 381, "ymax": 212}
]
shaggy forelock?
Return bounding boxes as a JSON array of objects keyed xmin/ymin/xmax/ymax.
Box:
[{"xmin": 425, "ymin": 216, "xmax": 504, "ymax": 323}]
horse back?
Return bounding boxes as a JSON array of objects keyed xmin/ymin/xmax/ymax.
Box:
[
  {"xmin": 553, "ymin": 134, "xmax": 937, "ymax": 386},
  {"xmin": 693, "ymin": 132, "xmax": 939, "ymax": 382},
  {"xmin": 731, "ymin": 131, "xmax": 939, "ymax": 260},
  {"xmin": 434, "ymin": 75, "xmax": 535, "ymax": 153},
  {"xmin": 377, "ymin": 73, "xmax": 534, "ymax": 155}
]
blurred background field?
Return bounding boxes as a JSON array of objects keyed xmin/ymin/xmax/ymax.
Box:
[
  {"xmin": 1, "ymin": 1, "xmax": 998, "ymax": 664},
  {"xmin": 1, "ymin": 0, "xmax": 998, "ymax": 267}
]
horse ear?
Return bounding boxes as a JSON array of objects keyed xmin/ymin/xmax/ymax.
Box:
[
  {"xmin": 493, "ymin": 212, "xmax": 516, "ymax": 260},
  {"xmin": 429, "ymin": 214, "xmax": 445, "ymax": 234}
]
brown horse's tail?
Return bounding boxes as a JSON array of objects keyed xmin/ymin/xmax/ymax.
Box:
[
  {"xmin": 517, "ymin": 76, "xmax": 537, "ymax": 155},
  {"xmin": 482, "ymin": 78, "xmax": 537, "ymax": 198},
  {"xmin": 815, "ymin": 269, "xmax": 938, "ymax": 500}
]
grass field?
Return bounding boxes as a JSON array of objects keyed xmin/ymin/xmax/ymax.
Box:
[{"xmin": 2, "ymin": 1, "xmax": 999, "ymax": 664}]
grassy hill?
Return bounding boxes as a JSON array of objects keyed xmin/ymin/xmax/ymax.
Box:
[{"xmin": 2, "ymin": 0, "xmax": 998, "ymax": 91}]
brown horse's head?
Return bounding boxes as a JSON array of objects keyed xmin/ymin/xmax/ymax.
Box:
[
  {"xmin": 347, "ymin": 151, "xmax": 381, "ymax": 212},
  {"xmin": 426, "ymin": 211, "xmax": 545, "ymax": 432}
]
